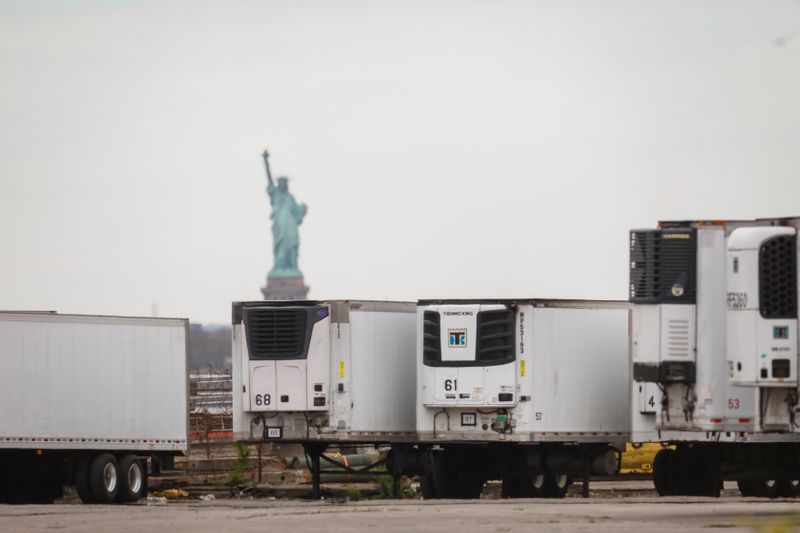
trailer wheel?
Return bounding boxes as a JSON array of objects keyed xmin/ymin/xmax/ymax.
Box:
[
  {"xmin": 541, "ymin": 474, "xmax": 570, "ymax": 499},
  {"xmin": 652, "ymin": 448, "xmax": 675, "ymax": 496},
  {"xmin": 89, "ymin": 454, "xmax": 119, "ymax": 504},
  {"xmin": 762, "ymin": 479, "xmax": 791, "ymax": 499},
  {"xmin": 75, "ymin": 455, "xmax": 96, "ymax": 504},
  {"xmin": 116, "ymin": 455, "xmax": 145, "ymax": 503},
  {"xmin": 692, "ymin": 450, "xmax": 721, "ymax": 497}
]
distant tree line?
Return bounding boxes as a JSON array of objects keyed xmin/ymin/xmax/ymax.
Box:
[{"xmin": 189, "ymin": 323, "xmax": 231, "ymax": 370}]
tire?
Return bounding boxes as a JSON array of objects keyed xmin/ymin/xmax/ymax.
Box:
[
  {"xmin": 541, "ymin": 474, "xmax": 570, "ymax": 499},
  {"xmin": 116, "ymin": 455, "xmax": 145, "ymax": 503},
  {"xmin": 88, "ymin": 454, "xmax": 119, "ymax": 504},
  {"xmin": 652, "ymin": 449, "xmax": 675, "ymax": 496},
  {"xmin": 763, "ymin": 479, "xmax": 790, "ymax": 499},
  {"xmin": 75, "ymin": 455, "xmax": 95, "ymax": 504},
  {"xmin": 691, "ymin": 450, "xmax": 721, "ymax": 497}
]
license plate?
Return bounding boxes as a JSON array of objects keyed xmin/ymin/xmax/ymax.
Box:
[{"xmin": 266, "ymin": 427, "xmax": 282, "ymax": 439}]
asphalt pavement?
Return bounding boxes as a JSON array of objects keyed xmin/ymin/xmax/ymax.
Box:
[{"xmin": 2, "ymin": 497, "xmax": 800, "ymax": 532}]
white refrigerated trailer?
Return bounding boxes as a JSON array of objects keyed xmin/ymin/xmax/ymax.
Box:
[
  {"xmin": 0, "ymin": 311, "xmax": 189, "ymax": 504},
  {"xmin": 414, "ymin": 299, "xmax": 630, "ymax": 499},
  {"xmin": 630, "ymin": 217, "xmax": 800, "ymax": 497},
  {"xmin": 232, "ymin": 300, "xmax": 417, "ymax": 498}
]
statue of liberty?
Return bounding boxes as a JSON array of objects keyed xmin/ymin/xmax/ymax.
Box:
[{"xmin": 262, "ymin": 149, "xmax": 307, "ymax": 279}]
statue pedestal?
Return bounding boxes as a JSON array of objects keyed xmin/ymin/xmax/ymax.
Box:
[{"xmin": 261, "ymin": 276, "xmax": 309, "ymax": 300}]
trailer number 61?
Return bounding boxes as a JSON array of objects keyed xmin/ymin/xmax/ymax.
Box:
[
  {"xmin": 255, "ymin": 393, "xmax": 271, "ymax": 406},
  {"xmin": 444, "ymin": 379, "xmax": 457, "ymax": 391}
]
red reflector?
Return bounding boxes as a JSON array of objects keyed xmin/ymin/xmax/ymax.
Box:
[
  {"xmin": 710, "ymin": 418, "xmax": 722, "ymax": 423},
  {"xmin": 739, "ymin": 418, "xmax": 751, "ymax": 423}
]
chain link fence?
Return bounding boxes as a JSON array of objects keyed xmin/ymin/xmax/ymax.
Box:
[{"xmin": 180, "ymin": 369, "xmax": 320, "ymax": 487}]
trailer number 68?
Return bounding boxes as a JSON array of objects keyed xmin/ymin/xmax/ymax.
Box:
[{"xmin": 255, "ymin": 393, "xmax": 271, "ymax": 406}]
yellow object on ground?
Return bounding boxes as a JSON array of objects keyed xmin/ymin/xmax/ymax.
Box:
[
  {"xmin": 152, "ymin": 488, "xmax": 190, "ymax": 499},
  {"xmin": 619, "ymin": 443, "xmax": 667, "ymax": 474}
]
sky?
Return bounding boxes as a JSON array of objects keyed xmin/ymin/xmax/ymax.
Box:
[{"xmin": 1, "ymin": 0, "xmax": 799, "ymax": 324}]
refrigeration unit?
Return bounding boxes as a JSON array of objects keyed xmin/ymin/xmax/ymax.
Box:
[
  {"xmin": 232, "ymin": 300, "xmax": 417, "ymax": 443},
  {"xmin": 727, "ymin": 226, "xmax": 798, "ymax": 431}
]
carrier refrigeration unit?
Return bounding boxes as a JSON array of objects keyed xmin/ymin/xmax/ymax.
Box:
[
  {"xmin": 232, "ymin": 300, "xmax": 417, "ymax": 497},
  {"xmin": 414, "ymin": 299, "xmax": 630, "ymax": 499},
  {"xmin": 630, "ymin": 217, "xmax": 800, "ymax": 497},
  {"xmin": 0, "ymin": 311, "xmax": 189, "ymax": 504}
]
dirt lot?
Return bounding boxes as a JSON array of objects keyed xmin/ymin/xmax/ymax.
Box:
[{"xmin": 2, "ymin": 497, "xmax": 800, "ymax": 533}]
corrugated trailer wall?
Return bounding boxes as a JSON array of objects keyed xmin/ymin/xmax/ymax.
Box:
[{"xmin": 0, "ymin": 313, "xmax": 188, "ymax": 452}]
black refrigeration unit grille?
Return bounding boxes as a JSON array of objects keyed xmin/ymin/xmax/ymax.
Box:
[
  {"xmin": 759, "ymin": 235, "xmax": 798, "ymax": 319},
  {"xmin": 475, "ymin": 309, "xmax": 515, "ymax": 365},
  {"xmin": 630, "ymin": 229, "xmax": 696, "ymax": 304},
  {"xmin": 244, "ymin": 308, "xmax": 310, "ymax": 359},
  {"xmin": 422, "ymin": 310, "xmax": 442, "ymax": 365}
]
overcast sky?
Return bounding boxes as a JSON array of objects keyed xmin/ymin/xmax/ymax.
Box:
[{"xmin": 1, "ymin": 0, "xmax": 799, "ymax": 324}]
